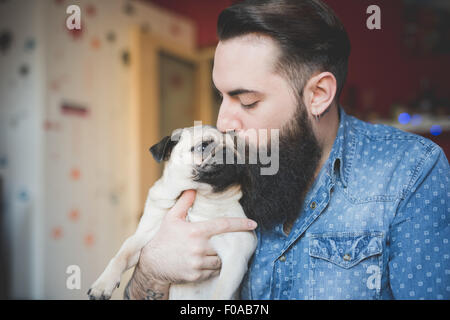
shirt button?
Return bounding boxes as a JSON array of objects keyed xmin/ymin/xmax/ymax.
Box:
[
  {"xmin": 343, "ymin": 254, "xmax": 351, "ymax": 261},
  {"xmin": 310, "ymin": 201, "xmax": 317, "ymax": 209},
  {"xmin": 279, "ymin": 255, "xmax": 286, "ymax": 262}
]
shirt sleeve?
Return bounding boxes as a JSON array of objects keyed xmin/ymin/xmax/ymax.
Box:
[{"xmin": 388, "ymin": 145, "xmax": 450, "ymax": 299}]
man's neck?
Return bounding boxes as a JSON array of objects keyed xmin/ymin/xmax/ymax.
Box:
[{"xmin": 313, "ymin": 104, "xmax": 340, "ymax": 181}]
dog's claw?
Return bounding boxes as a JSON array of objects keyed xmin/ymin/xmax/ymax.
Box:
[
  {"xmin": 88, "ymin": 270, "xmax": 121, "ymax": 300},
  {"xmin": 87, "ymin": 282, "xmax": 116, "ymax": 300}
]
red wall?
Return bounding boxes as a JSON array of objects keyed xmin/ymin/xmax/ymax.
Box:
[{"xmin": 326, "ymin": 0, "xmax": 450, "ymax": 117}]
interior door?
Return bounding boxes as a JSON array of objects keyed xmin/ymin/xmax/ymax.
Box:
[{"xmin": 129, "ymin": 27, "xmax": 218, "ymax": 220}]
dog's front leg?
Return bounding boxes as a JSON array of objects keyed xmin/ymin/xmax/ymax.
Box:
[
  {"xmin": 210, "ymin": 232, "xmax": 257, "ymax": 300},
  {"xmin": 87, "ymin": 225, "xmax": 160, "ymax": 300},
  {"xmin": 210, "ymin": 252, "xmax": 250, "ymax": 300}
]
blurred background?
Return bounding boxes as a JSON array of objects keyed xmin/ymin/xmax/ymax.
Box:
[{"xmin": 0, "ymin": 0, "xmax": 449, "ymax": 299}]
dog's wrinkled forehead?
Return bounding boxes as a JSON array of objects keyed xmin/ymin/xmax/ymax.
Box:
[{"xmin": 176, "ymin": 125, "xmax": 224, "ymax": 147}]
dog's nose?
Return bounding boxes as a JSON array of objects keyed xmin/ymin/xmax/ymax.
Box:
[{"xmin": 226, "ymin": 129, "xmax": 236, "ymax": 136}]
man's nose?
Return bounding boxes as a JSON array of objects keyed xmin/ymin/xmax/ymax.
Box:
[{"xmin": 216, "ymin": 104, "xmax": 243, "ymax": 133}]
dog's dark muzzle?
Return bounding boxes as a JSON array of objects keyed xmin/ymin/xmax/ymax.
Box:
[{"xmin": 194, "ymin": 145, "xmax": 242, "ymax": 193}]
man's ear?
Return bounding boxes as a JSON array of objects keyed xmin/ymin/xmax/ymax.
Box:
[
  {"xmin": 304, "ymin": 72, "xmax": 337, "ymax": 117},
  {"xmin": 149, "ymin": 135, "xmax": 179, "ymax": 163}
]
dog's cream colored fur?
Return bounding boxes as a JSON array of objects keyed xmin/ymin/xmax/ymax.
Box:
[{"xmin": 88, "ymin": 126, "xmax": 257, "ymax": 300}]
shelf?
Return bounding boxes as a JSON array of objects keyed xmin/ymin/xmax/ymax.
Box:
[{"xmin": 375, "ymin": 117, "xmax": 450, "ymax": 134}]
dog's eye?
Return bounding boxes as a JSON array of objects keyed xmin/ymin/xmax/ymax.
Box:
[
  {"xmin": 198, "ymin": 142, "xmax": 210, "ymax": 152},
  {"xmin": 192, "ymin": 141, "xmax": 213, "ymax": 153}
]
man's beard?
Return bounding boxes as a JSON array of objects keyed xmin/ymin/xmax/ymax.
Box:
[{"xmin": 239, "ymin": 104, "xmax": 323, "ymax": 231}]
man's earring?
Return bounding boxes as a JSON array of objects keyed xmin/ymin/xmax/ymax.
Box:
[{"xmin": 315, "ymin": 113, "xmax": 321, "ymax": 121}]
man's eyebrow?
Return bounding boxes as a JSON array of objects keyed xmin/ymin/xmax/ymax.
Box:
[
  {"xmin": 212, "ymin": 83, "xmax": 261, "ymax": 97},
  {"xmin": 228, "ymin": 89, "xmax": 261, "ymax": 97}
]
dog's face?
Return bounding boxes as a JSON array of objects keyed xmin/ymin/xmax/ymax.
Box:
[{"xmin": 150, "ymin": 125, "xmax": 242, "ymax": 193}]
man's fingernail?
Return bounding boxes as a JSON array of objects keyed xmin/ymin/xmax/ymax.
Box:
[{"xmin": 248, "ymin": 220, "xmax": 257, "ymax": 228}]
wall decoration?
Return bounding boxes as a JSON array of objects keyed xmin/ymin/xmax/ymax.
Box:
[
  {"xmin": 110, "ymin": 192, "xmax": 119, "ymax": 206},
  {"xmin": 68, "ymin": 209, "xmax": 80, "ymax": 222},
  {"xmin": 18, "ymin": 190, "xmax": 29, "ymax": 202},
  {"xmin": 70, "ymin": 168, "xmax": 81, "ymax": 181},
  {"xmin": 24, "ymin": 38, "xmax": 36, "ymax": 52},
  {"xmin": 43, "ymin": 120, "xmax": 61, "ymax": 131},
  {"xmin": 106, "ymin": 31, "xmax": 116, "ymax": 43},
  {"xmin": 86, "ymin": 4, "xmax": 97, "ymax": 17},
  {"xmin": 19, "ymin": 64, "xmax": 30, "ymax": 76},
  {"xmin": 0, "ymin": 156, "xmax": 7, "ymax": 168},
  {"xmin": 121, "ymin": 49, "xmax": 130, "ymax": 66},
  {"xmin": 49, "ymin": 75, "xmax": 68, "ymax": 92},
  {"xmin": 61, "ymin": 102, "xmax": 89, "ymax": 117},
  {"xmin": 84, "ymin": 233, "xmax": 95, "ymax": 247},
  {"xmin": 123, "ymin": 2, "xmax": 135, "ymax": 16},
  {"xmin": 90, "ymin": 36, "xmax": 101, "ymax": 50},
  {"xmin": 0, "ymin": 30, "xmax": 13, "ymax": 54},
  {"xmin": 51, "ymin": 226, "xmax": 63, "ymax": 240}
]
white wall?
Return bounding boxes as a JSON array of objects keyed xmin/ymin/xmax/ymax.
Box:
[
  {"xmin": 0, "ymin": 0, "xmax": 46, "ymax": 299},
  {"xmin": 0, "ymin": 0, "xmax": 196, "ymax": 299}
]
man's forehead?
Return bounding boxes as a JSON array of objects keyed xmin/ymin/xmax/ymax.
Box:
[{"xmin": 212, "ymin": 34, "xmax": 281, "ymax": 90}]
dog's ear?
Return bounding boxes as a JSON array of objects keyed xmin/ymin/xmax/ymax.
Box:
[{"xmin": 149, "ymin": 133, "xmax": 180, "ymax": 163}]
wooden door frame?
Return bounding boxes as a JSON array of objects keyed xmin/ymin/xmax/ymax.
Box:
[{"xmin": 129, "ymin": 27, "xmax": 216, "ymax": 219}]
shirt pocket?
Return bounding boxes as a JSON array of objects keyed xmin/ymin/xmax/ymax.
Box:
[{"xmin": 308, "ymin": 232, "xmax": 383, "ymax": 300}]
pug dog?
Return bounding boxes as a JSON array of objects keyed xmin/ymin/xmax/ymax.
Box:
[{"xmin": 87, "ymin": 125, "xmax": 257, "ymax": 300}]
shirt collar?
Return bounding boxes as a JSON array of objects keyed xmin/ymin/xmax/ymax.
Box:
[{"xmin": 325, "ymin": 105, "xmax": 348, "ymax": 188}]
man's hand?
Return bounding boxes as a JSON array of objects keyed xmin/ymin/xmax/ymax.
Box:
[{"xmin": 125, "ymin": 189, "xmax": 257, "ymax": 299}]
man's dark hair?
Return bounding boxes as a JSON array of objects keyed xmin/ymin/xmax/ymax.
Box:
[{"xmin": 217, "ymin": 0, "xmax": 351, "ymax": 104}]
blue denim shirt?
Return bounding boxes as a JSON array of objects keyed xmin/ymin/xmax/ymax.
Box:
[{"xmin": 240, "ymin": 106, "xmax": 450, "ymax": 300}]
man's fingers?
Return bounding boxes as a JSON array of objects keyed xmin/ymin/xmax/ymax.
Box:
[
  {"xmin": 198, "ymin": 269, "xmax": 221, "ymax": 282},
  {"xmin": 204, "ymin": 245, "xmax": 218, "ymax": 256},
  {"xmin": 168, "ymin": 190, "xmax": 196, "ymax": 220},
  {"xmin": 200, "ymin": 255, "xmax": 222, "ymax": 270},
  {"xmin": 196, "ymin": 218, "xmax": 257, "ymax": 238}
]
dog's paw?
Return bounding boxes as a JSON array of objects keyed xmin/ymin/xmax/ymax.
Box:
[{"xmin": 87, "ymin": 276, "xmax": 120, "ymax": 300}]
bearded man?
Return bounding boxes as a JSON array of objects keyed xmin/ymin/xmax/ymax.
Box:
[{"xmin": 125, "ymin": 0, "xmax": 449, "ymax": 300}]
